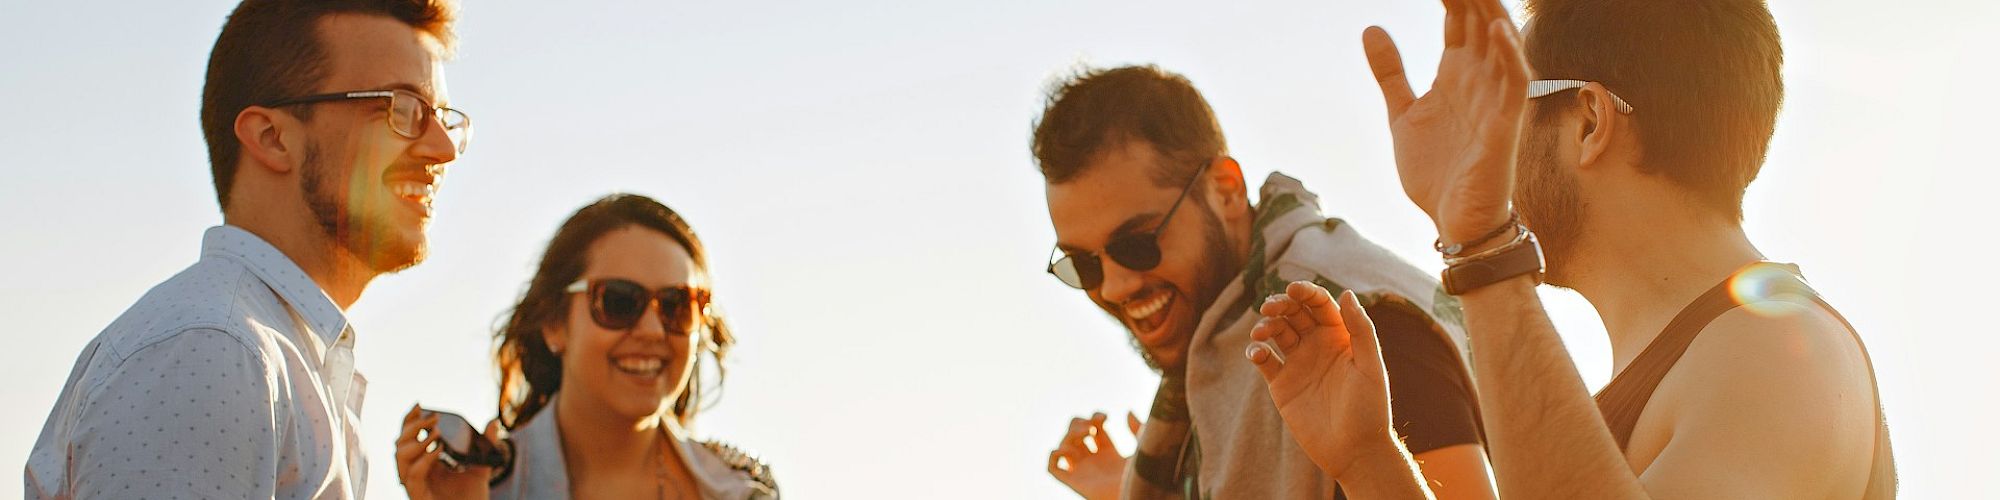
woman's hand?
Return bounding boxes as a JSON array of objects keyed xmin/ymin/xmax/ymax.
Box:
[{"xmin": 395, "ymin": 404, "xmax": 498, "ymax": 500}]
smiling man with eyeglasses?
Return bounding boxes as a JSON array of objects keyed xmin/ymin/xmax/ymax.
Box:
[
  {"xmin": 27, "ymin": 0, "xmax": 464, "ymax": 497},
  {"xmin": 1032, "ymin": 65, "xmax": 1494, "ymax": 500}
]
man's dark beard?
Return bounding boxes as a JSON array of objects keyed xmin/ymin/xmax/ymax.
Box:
[
  {"xmin": 301, "ymin": 142, "xmax": 343, "ymax": 248},
  {"xmin": 1130, "ymin": 202, "xmax": 1241, "ymax": 373},
  {"xmin": 1515, "ymin": 122, "xmax": 1585, "ymax": 287},
  {"xmin": 301, "ymin": 142, "xmax": 424, "ymax": 273}
]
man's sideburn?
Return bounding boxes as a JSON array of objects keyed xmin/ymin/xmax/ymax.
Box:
[{"xmin": 1515, "ymin": 118, "xmax": 1586, "ymax": 287}]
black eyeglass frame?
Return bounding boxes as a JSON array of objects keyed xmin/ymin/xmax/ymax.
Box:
[
  {"xmin": 1046, "ymin": 160, "xmax": 1214, "ymax": 290},
  {"xmin": 262, "ymin": 89, "xmax": 473, "ymax": 153}
]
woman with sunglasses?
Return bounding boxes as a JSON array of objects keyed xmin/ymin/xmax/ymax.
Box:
[{"xmin": 395, "ymin": 194, "xmax": 777, "ymax": 499}]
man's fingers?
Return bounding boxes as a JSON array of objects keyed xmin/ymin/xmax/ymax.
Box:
[
  {"xmin": 1057, "ymin": 438, "xmax": 1090, "ymax": 460},
  {"xmin": 1337, "ymin": 290, "xmax": 1386, "ymax": 374},
  {"xmin": 1048, "ymin": 450, "xmax": 1067, "ymax": 475},
  {"xmin": 1057, "ymin": 418, "xmax": 1092, "ymax": 457},
  {"xmin": 1491, "ymin": 19, "xmax": 1531, "ymax": 112},
  {"xmin": 1271, "ymin": 294, "xmax": 1322, "ymax": 336},
  {"xmin": 1363, "ymin": 26, "xmax": 1416, "ymax": 119},
  {"xmin": 1259, "ymin": 294, "xmax": 1300, "ymax": 319},
  {"xmin": 1472, "ymin": 0, "xmax": 1513, "ymax": 24},
  {"xmin": 1285, "ymin": 281, "xmax": 1344, "ymax": 328},
  {"xmin": 1442, "ymin": 0, "xmax": 1466, "ymax": 48},
  {"xmin": 1253, "ymin": 317, "xmax": 1302, "ymax": 352},
  {"xmin": 1259, "ymin": 295, "xmax": 1316, "ymax": 343},
  {"xmin": 1066, "ymin": 417, "xmax": 1089, "ymax": 440},
  {"xmin": 1477, "ymin": 19, "xmax": 1530, "ymax": 155},
  {"xmin": 1087, "ymin": 412, "xmax": 1114, "ymax": 452},
  {"xmin": 1248, "ymin": 341, "xmax": 1283, "ymax": 381}
]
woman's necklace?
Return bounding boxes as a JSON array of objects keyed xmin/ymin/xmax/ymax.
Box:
[{"xmin": 652, "ymin": 424, "xmax": 691, "ymax": 500}]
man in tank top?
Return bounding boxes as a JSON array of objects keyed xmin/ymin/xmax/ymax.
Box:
[{"xmin": 1244, "ymin": 0, "xmax": 1895, "ymax": 498}]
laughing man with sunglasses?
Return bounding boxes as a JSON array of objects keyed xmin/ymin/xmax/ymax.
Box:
[{"xmin": 1033, "ymin": 65, "xmax": 1495, "ymax": 500}]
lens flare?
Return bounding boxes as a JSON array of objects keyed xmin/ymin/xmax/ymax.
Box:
[{"xmin": 1726, "ymin": 264, "xmax": 1811, "ymax": 317}]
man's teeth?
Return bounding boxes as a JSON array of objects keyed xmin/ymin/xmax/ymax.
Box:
[
  {"xmin": 388, "ymin": 181, "xmax": 435, "ymax": 200},
  {"xmin": 614, "ymin": 357, "xmax": 663, "ymax": 375},
  {"xmin": 1127, "ymin": 293, "xmax": 1172, "ymax": 321}
]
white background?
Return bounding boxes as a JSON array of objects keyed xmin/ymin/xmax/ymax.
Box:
[{"xmin": 2, "ymin": 0, "xmax": 1994, "ymax": 498}]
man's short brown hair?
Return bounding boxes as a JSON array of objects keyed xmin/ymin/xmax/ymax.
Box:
[
  {"xmin": 1524, "ymin": 0, "xmax": 1783, "ymax": 220},
  {"xmin": 200, "ymin": 0, "xmax": 458, "ymax": 209},
  {"xmin": 1031, "ymin": 65, "xmax": 1226, "ymax": 187}
]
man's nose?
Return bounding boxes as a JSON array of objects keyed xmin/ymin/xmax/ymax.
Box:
[
  {"xmin": 409, "ymin": 114, "xmax": 459, "ymax": 165},
  {"xmin": 1097, "ymin": 259, "xmax": 1146, "ymax": 305}
]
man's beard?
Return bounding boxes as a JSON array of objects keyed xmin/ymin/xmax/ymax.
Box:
[
  {"xmin": 301, "ymin": 141, "xmax": 426, "ymax": 274},
  {"xmin": 1130, "ymin": 204, "xmax": 1240, "ymax": 374},
  {"xmin": 1515, "ymin": 124, "xmax": 1585, "ymax": 287}
]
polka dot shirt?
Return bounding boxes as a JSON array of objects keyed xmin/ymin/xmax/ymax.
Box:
[{"xmin": 26, "ymin": 226, "xmax": 370, "ymax": 499}]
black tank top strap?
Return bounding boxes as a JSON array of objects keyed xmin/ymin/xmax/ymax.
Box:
[
  {"xmin": 1591, "ymin": 262, "xmax": 1896, "ymax": 497},
  {"xmin": 1592, "ymin": 263, "xmax": 1764, "ymax": 447}
]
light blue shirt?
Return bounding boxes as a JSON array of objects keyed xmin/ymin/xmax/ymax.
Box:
[
  {"xmin": 26, "ymin": 225, "xmax": 370, "ymax": 499},
  {"xmin": 493, "ymin": 397, "xmax": 777, "ymax": 500}
]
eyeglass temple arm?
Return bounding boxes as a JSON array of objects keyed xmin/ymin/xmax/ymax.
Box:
[{"xmin": 1153, "ymin": 161, "xmax": 1214, "ymax": 232}]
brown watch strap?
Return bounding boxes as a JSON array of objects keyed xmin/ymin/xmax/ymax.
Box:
[{"xmin": 1442, "ymin": 232, "xmax": 1545, "ymax": 295}]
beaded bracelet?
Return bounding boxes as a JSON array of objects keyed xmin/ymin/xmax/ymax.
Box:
[{"xmin": 1434, "ymin": 211, "xmax": 1521, "ymax": 257}]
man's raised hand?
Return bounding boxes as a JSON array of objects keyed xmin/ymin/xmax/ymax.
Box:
[
  {"xmin": 1366, "ymin": 0, "xmax": 1532, "ymax": 244},
  {"xmin": 1047, "ymin": 411, "xmax": 1138, "ymax": 500},
  {"xmin": 1247, "ymin": 282, "xmax": 1398, "ymax": 479}
]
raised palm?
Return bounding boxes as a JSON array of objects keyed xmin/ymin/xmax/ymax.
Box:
[
  {"xmin": 1369, "ymin": 0, "xmax": 1532, "ymax": 243},
  {"xmin": 1248, "ymin": 282, "xmax": 1394, "ymax": 479}
]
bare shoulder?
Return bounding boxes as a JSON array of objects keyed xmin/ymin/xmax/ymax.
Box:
[
  {"xmin": 1683, "ymin": 297, "xmax": 1877, "ymax": 405},
  {"xmin": 1639, "ymin": 296, "xmax": 1878, "ymax": 495}
]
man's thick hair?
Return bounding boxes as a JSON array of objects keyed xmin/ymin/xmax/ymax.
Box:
[
  {"xmin": 1524, "ymin": 0, "xmax": 1782, "ymax": 220},
  {"xmin": 200, "ymin": 0, "xmax": 458, "ymax": 209},
  {"xmin": 1032, "ymin": 65, "xmax": 1226, "ymax": 187}
]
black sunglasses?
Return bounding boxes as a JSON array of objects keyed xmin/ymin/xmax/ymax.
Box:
[
  {"xmin": 564, "ymin": 278, "xmax": 711, "ymax": 333},
  {"xmin": 1047, "ymin": 162, "xmax": 1211, "ymax": 290}
]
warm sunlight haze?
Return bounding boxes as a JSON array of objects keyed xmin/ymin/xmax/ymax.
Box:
[{"xmin": 1, "ymin": 0, "xmax": 1994, "ymax": 498}]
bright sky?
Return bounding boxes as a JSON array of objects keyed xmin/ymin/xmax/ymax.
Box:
[{"xmin": 2, "ymin": 0, "xmax": 1994, "ymax": 498}]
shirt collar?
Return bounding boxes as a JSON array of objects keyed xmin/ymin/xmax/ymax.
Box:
[
  {"xmin": 521, "ymin": 397, "xmax": 751, "ymax": 496},
  {"xmin": 1198, "ymin": 172, "xmax": 1329, "ymax": 330},
  {"xmin": 201, "ymin": 225, "xmax": 353, "ymax": 352}
]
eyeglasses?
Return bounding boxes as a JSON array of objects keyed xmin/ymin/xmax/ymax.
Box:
[
  {"xmin": 263, "ymin": 89, "xmax": 473, "ymax": 154},
  {"xmin": 1528, "ymin": 79, "xmax": 1634, "ymax": 114},
  {"xmin": 564, "ymin": 278, "xmax": 711, "ymax": 334},
  {"xmin": 1046, "ymin": 162, "xmax": 1211, "ymax": 290}
]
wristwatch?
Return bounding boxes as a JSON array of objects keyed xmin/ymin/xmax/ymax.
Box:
[{"xmin": 1441, "ymin": 229, "xmax": 1545, "ymax": 295}]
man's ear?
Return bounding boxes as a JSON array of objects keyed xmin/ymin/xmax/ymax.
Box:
[
  {"xmin": 1574, "ymin": 83, "xmax": 1624, "ymax": 171},
  {"xmin": 233, "ymin": 106, "xmax": 301, "ymax": 174},
  {"xmin": 1205, "ymin": 156, "xmax": 1248, "ymax": 207}
]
